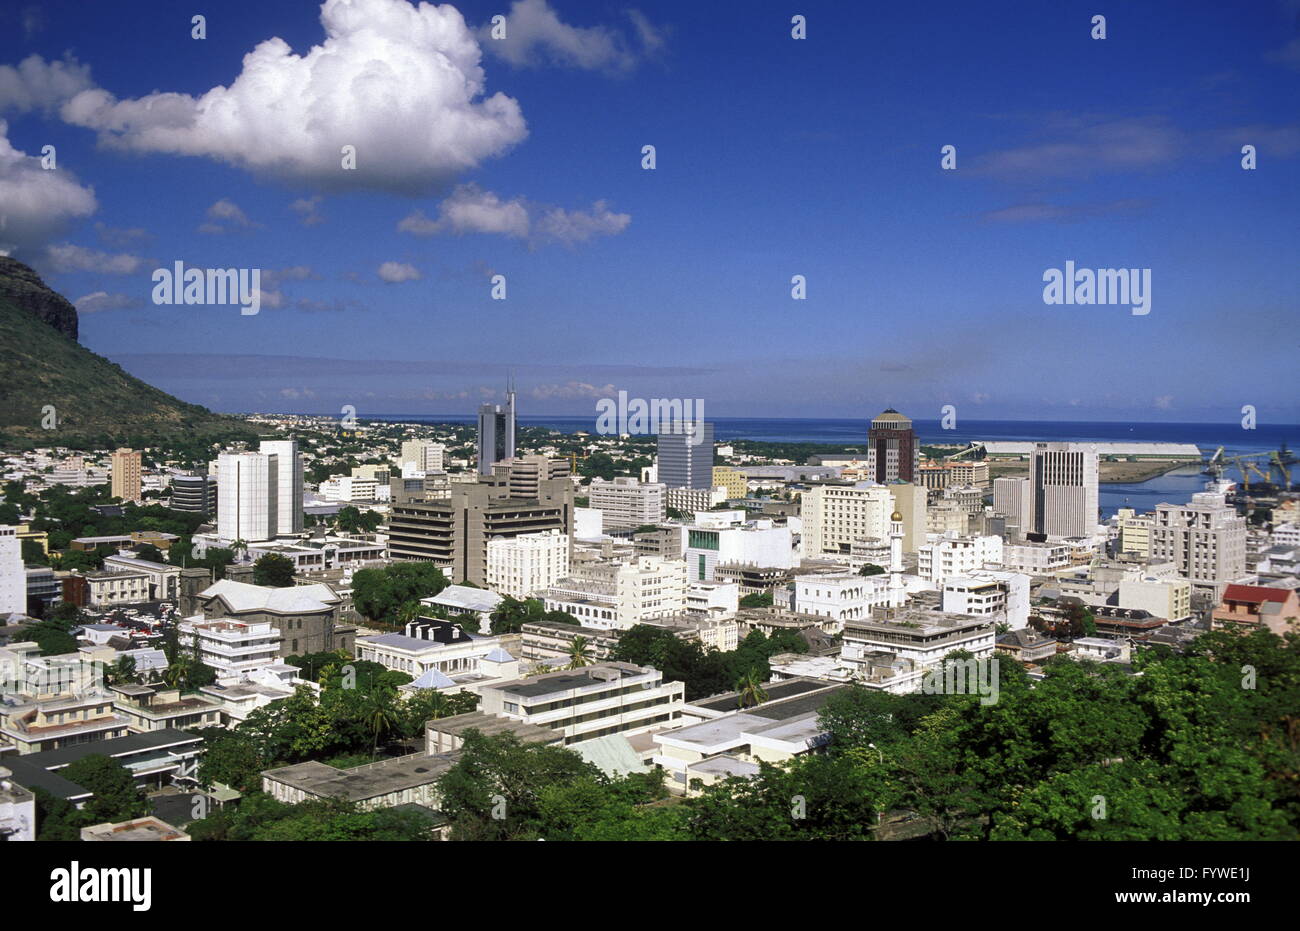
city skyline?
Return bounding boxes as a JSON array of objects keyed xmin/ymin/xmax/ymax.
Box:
[{"xmin": 0, "ymin": 0, "xmax": 1296, "ymax": 423}]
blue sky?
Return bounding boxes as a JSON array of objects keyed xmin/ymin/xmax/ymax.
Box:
[{"xmin": 1, "ymin": 0, "xmax": 1296, "ymax": 423}]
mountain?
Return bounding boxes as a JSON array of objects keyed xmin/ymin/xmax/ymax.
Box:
[{"xmin": 0, "ymin": 258, "xmax": 257, "ymax": 445}]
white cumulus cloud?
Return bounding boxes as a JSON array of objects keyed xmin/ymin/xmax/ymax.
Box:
[
  {"xmin": 43, "ymin": 242, "xmax": 143, "ymax": 275},
  {"xmin": 56, "ymin": 0, "xmax": 527, "ymax": 192},
  {"xmin": 377, "ymin": 260, "xmax": 421, "ymax": 283},
  {"xmin": 398, "ymin": 183, "xmax": 629, "ymax": 246},
  {"xmin": 0, "ymin": 120, "xmax": 97, "ymax": 255},
  {"xmin": 481, "ymin": 0, "xmax": 663, "ymax": 72}
]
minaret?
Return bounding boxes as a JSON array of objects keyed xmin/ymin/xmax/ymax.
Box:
[{"xmin": 888, "ymin": 510, "xmax": 905, "ymax": 608}]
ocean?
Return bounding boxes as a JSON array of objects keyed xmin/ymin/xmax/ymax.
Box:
[
  {"xmin": 366, "ymin": 414, "xmax": 1297, "ymax": 517},
  {"xmin": 368, "ymin": 414, "xmax": 1296, "ymax": 457}
]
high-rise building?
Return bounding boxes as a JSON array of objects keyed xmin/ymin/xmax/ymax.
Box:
[
  {"xmin": 258, "ymin": 439, "xmax": 304, "ymax": 536},
  {"xmin": 477, "ymin": 382, "xmax": 517, "ymax": 476},
  {"xmin": 111, "ymin": 448, "xmax": 142, "ymax": 504},
  {"xmin": 0, "ymin": 525, "xmax": 25, "ymax": 615},
  {"xmin": 216, "ymin": 451, "xmax": 277, "ymax": 543},
  {"xmin": 387, "ymin": 477, "xmax": 573, "ymax": 585},
  {"xmin": 993, "ymin": 476, "xmax": 1031, "ymax": 537},
  {"xmin": 1030, "ymin": 443, "xmax": 1099, "ymax": 537},
  {"xmin": 657, "ymin": 421, "xmax": 715, "ymax": 490},
  {"xmin": 865, "ymin": 409, "xmax": 918, "ymax": 484},
  {"xmin": 492, "ymin": 455, "xmax": 571, "ymax": 499},
  {"xmin": 400, "ymin": 440, "xmax": 445, "ymax": 472},
  {"xmin": 1150, "ymin": 492, "xmax": 1247, "ymax": 600},
  {"xmin": 171, "ymin": 472, "xmax": 218, "ymax": 517},
  {"xmin": 588, "ymin": 477, "xmax": 666, "ymax": 529}
]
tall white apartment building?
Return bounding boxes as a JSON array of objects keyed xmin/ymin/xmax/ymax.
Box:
[
  {"xmin": 1031, "ymin": 442, "xmax": 1100, "ymax": 537},
  {"xmin": 993, "ymin": 476, "xmax": 1031, "ymax": 536},
  {"xmin": 0, "ymin": 526, "xmax": 25, "ymax": 615},
  {"xmin": 800, "ymin": 482, "xmax": 893, "ymax": 560},
  {"xmin": 400, "ymin": 440, "xmax": 445, "ymax": 473},
  {"xmin": 917, "ymin": 533, "xmax": 1003, "ymax": 585},
  {"xmin": 486, "ymin": 530, "xmax": 571, "ymax": 599},
  {"xmin": 258, "ymin": 439, "xmax": 304, "ymax": 536},
  {"xmin": 588, "ymin": 477, "xmax": 666, "ymax": 530},
  {"xmin": 1150, "ymin": 492, "xmax": 1247, "ymax": 599},
  {"xmin": 543, "ymin": 556, "xmax": 687, "ymax": 630},
  {"xmin": 217, "ymin": 451, "xmax": 277, "ymax": 543},
  {"xmin": 681, "ymin": 518, "xmax": 794, "ymax": 582}
]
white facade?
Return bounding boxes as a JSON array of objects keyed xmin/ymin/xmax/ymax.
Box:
[
  {"xmin": 216, "ymin": 451, "xmax": 276, "ymax": 543},
  {"xmin": 1031, "ymin": 443, "xmax": 1100, "ymax": 537},
  {"xmin": 1117, "ymin": 575, "xmax": 1193, "ymax": 620},
  {"xmin": 842, "ymin": 611, "xmax": 995, "ymax": 670},
  {"xmin": 486, "ymin": 530, "xmax": 571, "ymax": 598},
  {"xmin": 682, "ymin": 518, "xmax": 795, "ymax": 582},
  {"xmin": 179, "ymin": 618, "xmax": 281, "ymax": 677},
  {"xmin": 259, "ymin": 439, "xmax": 304, "ymax": 536},
  {"xmin": 800, "ymin": 482, "xmax": 894, "ymax": 560},
  {"xmin": 792, "ymin": 572, "xmax": 891, "ymax": 633},
  {"xmin": 588, "ymin": 478, "xmax": 666, "ymax": 530},
  {"xmin": 1000, "ymin": 541, "xmax": 1071, "ymax": 574},
  {"xmin": 319, "ymin": 476, "xmax": 378, "ymax": 502},
  {"xmin": 544, "ymin": 556, "xmax": 687, "ymax": 630},
  {"xmin": 1150, "ymin": 492, "xmax": 1247, "ymax": 599},
  {"xmin": 0, "ymin": 526, "xmax": 24, "ymax": 616},
  {"xmin": 685, "ymin": 579, "xmax": 740, "ymax": 619},
  {"xmin": 400, "ymin": 440, "xmax": 445, "ymax": 473},
  {"xmin": 942, "ymin": 570, "xmax": 1030, "ymax": 630},
  {"xmin": 992, "ymin": 476, "xmax": 1031, "ymax": 535},
  {"xmin": 917, "ymin": 533, "xmax": 1003, "ymax": 585}
]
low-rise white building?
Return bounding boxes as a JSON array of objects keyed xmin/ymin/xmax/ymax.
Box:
[
  {"xmin": 178, "ymin": 618, "xmax": 282, "ymax": 678},
  {"xmin": 917, "ymin": 533, "xmax": 1003, "ymax": 585},
  {"xmin": 941, "ymin": 570, "xmax": 1031, "ymax": 630}
]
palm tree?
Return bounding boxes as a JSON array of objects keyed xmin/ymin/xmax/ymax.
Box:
[
  {"xmin": 566, "ymin": 636, "xmax": 593, "ymax": 670},
  {"xmin": 362, "ymin": 689, "xmax": 401, "ymax": 761},
  {"xmin": 397, "ymin": 600, "xmax": 423, "ymax": 630},
  {"xmin": 735, "ymin": 669, "xmax": 768, "ymax": 709}
]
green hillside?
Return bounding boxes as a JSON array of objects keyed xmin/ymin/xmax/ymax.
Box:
[{"xmin": 0, "ymin": 288, "xmax": 256, "ymax": 448}]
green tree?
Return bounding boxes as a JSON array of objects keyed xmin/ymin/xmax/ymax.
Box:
[
  {"xmin": 61, "ymin": 755, "xmax": 149, "ymax": 824},
  {"xmin": 253, "ymin": 552, "xmax": 297, "ymax": 587},
  {"xmin": 739, "ymin": 592, "xmax": 772, "ymax": 609},
  {"xmin": 567, "ymin": 635, "xmax": 593, "ymax": 669},
  {"xmin": 858, "ymin": 563, "xmax": 885, "ymax": 576}
]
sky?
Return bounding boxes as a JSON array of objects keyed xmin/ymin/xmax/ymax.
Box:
[{"xmin": 0, "ymin": 0, "xmax": 1297, "ymax": 424}]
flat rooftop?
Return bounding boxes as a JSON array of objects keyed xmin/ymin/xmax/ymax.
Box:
[{"xmin": 263, "ymin": 753, "xmax": 459, "ymax": 802}]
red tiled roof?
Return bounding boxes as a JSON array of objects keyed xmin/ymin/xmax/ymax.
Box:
[{"xmin": 1222, "ymin": 584, "xmax": 1291, "ymax": 605}]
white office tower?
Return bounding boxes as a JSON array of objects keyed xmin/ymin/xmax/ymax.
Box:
[
  {"xmin": 258, "ymin": 439, "xmax": 304, "ymax": 535},
  {"xmin": 0, "ymin": 526, "xmax": 25, "ymax": 615},
  {"xmin": 1150, "ymin": 492, "xmax": 1247, "ymax": 600},
  {"xmin": 1031, "ymin": 443, "xmax": 1099, "ymax": 537},
  {"xmin": 401, "ymin": 440, "xmax": 445, "ymax": 472},
  {"xmin": 993, "ymin": 476, "xmax": 1032, "ymax": 537},
  {"xmin": 217, "ymin": 452, "xmax": 277, "ymax": 543}
]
